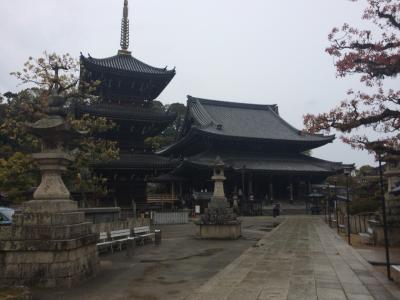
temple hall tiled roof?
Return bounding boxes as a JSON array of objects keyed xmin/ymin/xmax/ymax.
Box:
[
  {"xmin": 187, "ymin": 96, "xmax": 335, "ymax": 143},
  {"xmin": 160, "ymin": 96, "xmax": 335, "ymax": 156},
  {"xmin": 181, "ymin": 150, "xmax": 344, "ymax": 175}
]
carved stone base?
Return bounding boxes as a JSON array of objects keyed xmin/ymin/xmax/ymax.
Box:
[
  {"xmin": 196, "ymin": 195, "xmax": 242, "ymax": 239},
  {"xmin": 196, "ymin": 222, "xmax": 241, "ymax": 240},
  {"xmin": 0, "ymin": 209, "xmax": 99, "ymax": 287},
  {"xmin": 23, "ymin": 199, "xmax": 78, "ymax": 213}
]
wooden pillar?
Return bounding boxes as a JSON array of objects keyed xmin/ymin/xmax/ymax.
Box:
[
  {"xmin": 233, "ymin": 180, "xmax": 239, "ymax": 209},
  {"xmin": 249, "ymin": 173, "xmax": 254, "ymax": 201},
  {"xmin": 289, "ymin": 182, "xmax": 294, "ymax": 203},
  {"xmin": 233, "ymin": 182, "xmax": 238, "ymax": 195},
  {"xmin": 240, "ymin": 169, "xmax": 246, "ymax": 215},
  {"xmin": 171, "ymin": 182, "xmax": 175, "ymax": 198},
  {"xmin": 306, "ymin": 178, "xmax": 312, "ymax": 213},
  {"xmin": 241, "ymin": 170, "xmax": 245, "ymax": 202},
  {"xmin": 269, "ymin": 182, "xmax": 274, "ymax": 202},
  {"xmin": 179, "ymin": 181, "xmax": 183, "ymax": 197}
]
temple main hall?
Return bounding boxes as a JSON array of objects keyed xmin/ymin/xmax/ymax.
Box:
[{"xmin": 160, "ymin": 96, "xmax": 345, "ymax": 213}]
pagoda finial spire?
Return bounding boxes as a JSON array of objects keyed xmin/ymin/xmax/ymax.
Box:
[{"xmin": 119, "ymin": 0, "xmax": 130, "ymax": 54}]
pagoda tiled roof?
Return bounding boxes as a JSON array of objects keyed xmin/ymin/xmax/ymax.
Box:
[
  {"xmin": 80, "ymin": 53, "xmax": 175, "ymax": 78},
  {"xmin": 186, "ymin": 96, "xmax": 335, "ymax": 143}
]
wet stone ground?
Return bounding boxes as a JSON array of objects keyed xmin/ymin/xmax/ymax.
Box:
[
  {"xmin": 33, "ymin": 216, "xmax": 278, "ymax": 300},
  {"xmin": 189, "ymin": 216, "xmax": 400, "ymax": 300}
]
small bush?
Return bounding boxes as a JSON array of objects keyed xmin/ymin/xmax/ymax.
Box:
[{"xmin": 350, "ymin": 197, "xmax": 380, "ymax": 215}]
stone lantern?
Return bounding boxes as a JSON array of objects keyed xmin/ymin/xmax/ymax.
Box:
[
  {"xmin": 209, "ymin": 157, "xmax": 227, "ymax": 207},
  {"xmin": 0, "ymin": 92, "xmax": 99, "ymax": 287},
  {"xmin": 384, "ymin": 156, "xmax": 400, "ymax": 233},
  {"xmin": 368, "ymin": 155, "xmax": 400, "ymax": 246},
  {"xmin": 385, "ymin": 156, "xmax": 400, "ymax": 224},
  {"xmin": 196, "ymin": 157, "xmax": 241, "ymax": 239}
]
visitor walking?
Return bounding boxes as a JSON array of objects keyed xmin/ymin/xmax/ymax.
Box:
[{"xmin": 272, "ymin": 203, "xmax": 280, "ymax": 218}]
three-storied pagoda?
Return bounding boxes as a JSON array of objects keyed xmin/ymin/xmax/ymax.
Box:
[
  {"xmin": 161, "ymin": 96, "xmax": 346, "ymax": 214},
  {"xmin": 77, "ymin": 0, "xmax": 177, "ymax": 207}
]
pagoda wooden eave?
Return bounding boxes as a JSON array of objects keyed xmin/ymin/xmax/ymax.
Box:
[
  {"xmin": 75, "ymin": 104, "xmax": 176, "ymax": 124},
  {"xmin": 80, "ymin": 54, "xmax": 175, "ymax": 102},
  {"xmin": 92, "ymin": 153, "xmax": 178, "ymax": 171}
]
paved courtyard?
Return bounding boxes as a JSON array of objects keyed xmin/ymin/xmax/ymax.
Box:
[
  {"xmin": 33, "ymin": 217, "xmax": 272, "ymax": 300},
  {"xmin": 189, "ymin": 216, "xmax": 400, "ymax": 300},
  {"xmin": 32, "ymin": 216, "xmax": 400, "ymax": 300}
]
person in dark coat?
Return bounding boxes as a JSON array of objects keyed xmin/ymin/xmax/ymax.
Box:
[{"xmin": 272, "ymin": 203, "xmax": 280, "ymax": 218}]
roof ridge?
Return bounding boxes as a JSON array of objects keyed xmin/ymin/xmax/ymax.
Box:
[
  {"xmin": 187, "ymin": 95, "xmax": 276, "ymax": 110},
  {"xmin": 266, "ymin": 106, "xmax": 335, "ymax": 140},
  {"xmin": 266, "ymin": 106, "xmax": 302, "ymax": 135},
  {"xmin": 187, "ymin": 96, "xmax": 220, "ymax": 128}
]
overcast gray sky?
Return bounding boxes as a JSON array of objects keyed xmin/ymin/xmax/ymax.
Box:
[{"xmin": 0, "ymin": 0, "xmax": 381, "ymax": 167}]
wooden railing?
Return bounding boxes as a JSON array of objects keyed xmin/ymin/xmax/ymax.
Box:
[
  {"xmin": 152, "ymin": 210, "xmax": 189, "ymax": 225},
  {"xmin": 147, "ymin": 194, "xmax": 177, "ymax": 203},
  {"xmin": 350, "ymin": 212, "xmax": 377, "ymax": 234},
  {"xmin": 330, "ymin": 211, "xmax": 377, "ymax": 234}
]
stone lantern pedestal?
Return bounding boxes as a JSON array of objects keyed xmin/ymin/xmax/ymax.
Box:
[
  {"xmin": 196, "ymin": 157, "xmax": 241, "ymax": 239},
  {"xmin": 368, "ymin": 155, "xmax": 400, "ymax": 246},
  {"xmin": 0, "ymin": 96, "xmax": 99, "ymax": 287}
]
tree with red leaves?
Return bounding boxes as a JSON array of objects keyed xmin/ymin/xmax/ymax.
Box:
[{"xmin": 304, "ymin": 0, "xmax": 400, "ymax": 155}]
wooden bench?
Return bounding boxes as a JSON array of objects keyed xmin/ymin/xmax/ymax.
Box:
[
  {"xmin": 96, "ymin": 226, "xmax": 157, "ymax": 253},
  {"xmin": 96, "ymin": 232, "xmax": 113, "ymax": 253},
  {"xmin": 110, "ymin": 229, "xmax": 132, "ymax": 251},
  {"xmin": 391, "ymin": 265, "xmax": 400, "ymax": 283},
  {"xmin": 133, "ymin": 226, "xmax": 155, "ymax": 245},
  {"xmin": 338, "ymin": 224, "xmax": 346, "ymax": 233},
  {"xmin": 359, "ymin": 227, "xmax": 374, "ymax": 245}
]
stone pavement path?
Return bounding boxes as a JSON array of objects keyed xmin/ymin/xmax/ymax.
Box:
[{"xmin": 188, "ymin": 216, "xmax": 400, "ymax": 300}]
